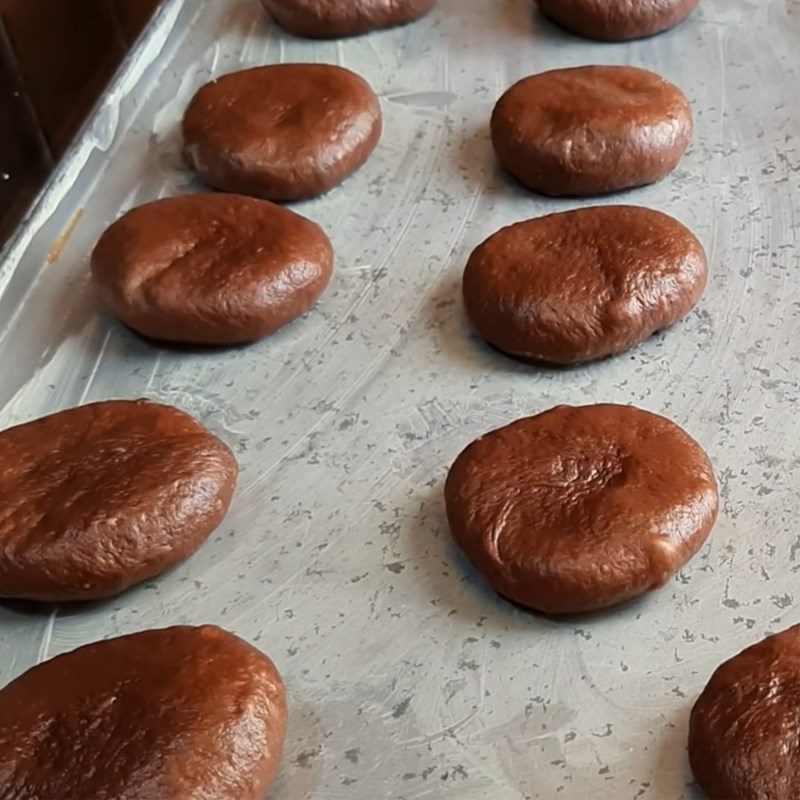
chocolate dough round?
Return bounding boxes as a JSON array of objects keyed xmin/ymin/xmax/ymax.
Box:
[
  {"xmin": 463, "ymin": 205, "xmax": 707, "ymax": 364},
  {"xmin": 91, "ymin": 194, "xmax": 333, "ymax": 344},
  {"xmin": 491, "ymin": 65, "xmax": 692, "ymax": 196},
  {"xmin": 689, "ymin": 625, "xmax": 800, "ymax": 800},
  {"xmin": 536, "ymin": 0, "xmax": 700, "ymax": 41},
  {"xmin": 0, "ymin": 626, "xmax": 286, "ymax": 800},
  {"xmin": 0, "ymin": 400, "xmax": 237, "ymax": 601},
  {"xmin": 689, "ymin": 624, "xmax": 800, "ymax": 800},
  {"xmin": 262, "ymin": 0, "xmax": 437, "ymax": 38},
  {"xmin": 444, "ymin": 404, "xmax": 718, "ymax": 614},
  {"xmin": 183, "ymin": 64, "xmax": 382, "ymax": 201}
]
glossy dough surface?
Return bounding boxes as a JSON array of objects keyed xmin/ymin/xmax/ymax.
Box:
[
  {"xmin": 444, "ymin": 404, "xmax": 718, "ymax": 614},
  {"xmin": 183, "ymin": 64, "xmax": 382, "ymax": 201},
  {"xmin": 536, "ymin": 0, "xmax": 700, "ymax": 41},
  {"xmin": 91, "ymin": 194, "xmax": 334, "ymax": 344},
  {"xmin": 0, "ymin": 626, "xmax": 286, "ymax": 800},
  {"xmin": 491, "ymin": 65, "xmax": 692, "ymax": 196},
  {"xmin": 689, "ymin": 624, "xmax": 800, "ymax": 800},
  {"xmin": 463, "ymin": 205, "xmax": 708, "ymax": 364},
  {"xmin": 262, "ymin": 0, "xmax": 437, "ymax": 37},
  {"xmin": 0, "ymin": 400, "xmax": 237, "ymax": 601}
]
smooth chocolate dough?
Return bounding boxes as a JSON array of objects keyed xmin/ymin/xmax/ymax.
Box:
[
  {"xmin": 689, "ymin": 624, "xmax": 800, "ymax": 800},
  {"xmin": 262, "ymin": 0, "xmax": 437, "ymax": 38},
  {"xmin": 0, "ymin": 400, "xmax": 237, "ymax": 601},
  {"xmin": 536, "ymin": 0, "xmax": 700, "ymax": 41},
  {"xmin": 491, "ymin": 65, "xmax": 692, "ymax": 196},
  {"xmin": 183, "ymin": 64, "xmax": 382, "ymax": 201},
  {"xmin": 444, "ymin": 404, "xmax": 718, "ymax": 614},
  {"xmin": 91, "ymin": 194, "xmax": 334, "ymax": 344},
  {"xmin": 0, "ymin": 626, "xmax": 286, "ymax": 800},
  {"xmin": 463, "ymin": 205, "xmax": 708, "ymax": 364}
]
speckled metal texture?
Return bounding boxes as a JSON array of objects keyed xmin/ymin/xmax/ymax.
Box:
[{"xmin": 0, "ymin": 1, "xmax": 797, "ymax": 797}]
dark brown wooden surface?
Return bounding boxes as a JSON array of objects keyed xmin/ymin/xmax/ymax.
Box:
[{"xmin": 0, "ymin": 0, "xmax": 161, "ymax": 247}]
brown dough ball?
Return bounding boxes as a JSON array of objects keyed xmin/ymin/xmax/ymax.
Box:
[
  {"xmin": 0, "ymin": 400, "xmax": 237, "ymax": 602},
  {"xmin": 183, "ymin": 64, "xmax": 382, "ymax": 201},
  {"xmin": 444, "ymin": 404, "xmax": 718, "ymax": 614},
  {"xmin": 491, "ymin": 65, "xmax": 693, "ymax": 196},
  {"xmin": 262, "ymin": 0, "xmax": 437, "ymax": 38},
  {"xmin": 0, "ymin": 626, "xmax": 286, "ymax": 800},
  {"xmin": 689, "ymin": 624, "xmax": 800, "ymax": 800},
  {"xmin": 536, "ymin": 0, "xmax": 700, "ymax": 41},
  {"xmin": 463, "ymin": 205, "xmax": 708, "ymax": 364},
  {"xmin": 91, "ymin": 194, "xmax": 333, "ymax": 345}
]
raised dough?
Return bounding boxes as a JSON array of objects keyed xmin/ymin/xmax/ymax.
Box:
[
  {"xmin": 690, "ymin": 623, "xmax": 800, "ymax": 800},
  {"xmin": 0, "ymin": 400, "xmax": 237, "ymax": 601},
  {"xmin": 183, "ymin": 64, "xmax": 382, "ymax": 201},
  {"xmin": 92, "ymin": 194, "xmax": 333, "ymax": 344},
  {"xmin": 491, "ymin": 65, "xmax": 693, "ymax": 196},
  {"xmin": 445, "ymin": 404, "xmax": 718, "ymax": 614},
  {"xmin": 262, "ymin": 0, "xmax": 437, "ymax": 38},
  {"xmin": 463, "ymin": 205, "xmax": 708, "ymax": 364},
  {"xmin": 0, "ymin": 626, "xmax": 286, "ymax": 800},
  {"xmin": 536, "ymin": 0, "xmax": 700, "ymax": 41}
]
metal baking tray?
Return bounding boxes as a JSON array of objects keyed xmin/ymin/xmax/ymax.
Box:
[{"xmin": 1, "ymin": 1, "xmax": 797, "ymax": 797}]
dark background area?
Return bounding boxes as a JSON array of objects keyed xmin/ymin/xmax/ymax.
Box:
[{"xmin": 0, "ymin": 0, "xmax": 161, "ymax": 249}]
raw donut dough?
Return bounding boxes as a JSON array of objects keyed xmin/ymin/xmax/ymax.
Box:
[
  {"xmin": 444, "ymin": 404, "xmax": 718, "ymax": 614},
  {"xmin": 183, "ymin": 64, "xmax": 382, "ymax": 201},
  {"xmin": 463, "ymin": 205, "xmax": 708, "ymax": 364},
  {"xmin": 536, "ymin": 0, "xmax": 700, "ymax": 41},
  {"xmin": 91, "ymin": 194, "xmax": 333, "ymax": 344},
  {"xmin": 262, "ymin": 0, "xmax": 437, "ymax": 38},
  {"xmin": 689, "ymin": 623, "xmax": 800, "ymax": 800},
  {"xmin": 491, "ymin": 65, "xmax": 692, "ymax": 196},
  {"xmin": 0, "ymin": 400, "xmax": 237, "ymax": 601},
  {"xmin": 0, "ymin": 626, "xmax": 286, "ymax": 800}
]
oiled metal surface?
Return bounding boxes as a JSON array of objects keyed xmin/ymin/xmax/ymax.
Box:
[{"xmin": 0, "ymin": 1, "xmax": 799, "ymax": 797}]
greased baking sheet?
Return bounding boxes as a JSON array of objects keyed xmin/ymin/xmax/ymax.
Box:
[{"xmin": 0, "ymin": 1, "xmax": 798, "ymax": 797}]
